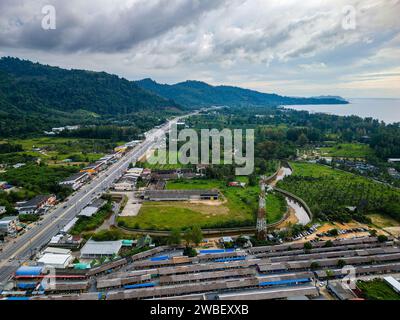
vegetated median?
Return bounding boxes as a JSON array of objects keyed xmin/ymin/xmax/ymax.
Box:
[{"xmin": 117, "ymin": 178, "xmax": 286, "ymax": 231}]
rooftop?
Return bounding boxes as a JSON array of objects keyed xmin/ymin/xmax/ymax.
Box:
[
  {"xmin": 78, "ymin": 206, "xmax": 99, "ymax": 218},
  {"xmin": 18, "ymin": 195, "xmax": 53, "ymax": 208},
  {"xmin": 80, "ymin": 240, "xmax": 122, "ymax": 256},
  {"xmin": 38, "ymin": 253, "xmax": 72, "ymax": 266}
]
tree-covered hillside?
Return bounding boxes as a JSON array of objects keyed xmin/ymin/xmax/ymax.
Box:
[
  {"xmin": 136, "ymin": 78, "xmax": 348, "ymax": 108},
  {"xmin": 0, "ymin": 57, "xmax": 183, "ymax": 137}
]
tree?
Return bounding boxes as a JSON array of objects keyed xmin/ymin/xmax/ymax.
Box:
[
  {"xmin": 168, "ymin": 228, "xmax": 182, "ymax": 246},
  {"xmin": 325, "ymin": 270, "xmax": 334, "ymax": 286},
  {"xmin": 378, "ymin": 235, "xmax": 388, "ymax": 243},
  {"xmin": 191, "ymin": 225, "xmax": 203, "ymax": 246},
  {"xmin": 183, "ymin": 228, "xmax": 193, "ymax": 246},
  {"xmin": 296, "ymin": 133, "xmax": 309, "ymax": 146},
  {"xmin": 369, "ymin": 229, "xmax": 378, "ymax": 237},
  {"xmin": 304, "ymin": 242, "xmax": 313, "ymax": 251},
  {"xmin": 324, "ymin": 240, "xmax": 333, "ymax": 248},
  {"xmin": 248, "ymin": 174, "xmax": 257, "ymax": 187},
  {"xmin": 337, "ymin": 259, "xmax": 346, "ymax": 268},
  {"xmin": 183, "ymin": 246, "xmax": 197, "ymax": 257},
  {"xmin": 310, "ymin": 262, "xmax": 320, "ymax": 270}
]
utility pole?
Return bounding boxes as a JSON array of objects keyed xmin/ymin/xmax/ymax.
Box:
[{"xmin": 256, "ymin": 176, "xmax": 267, "ymax": 240}]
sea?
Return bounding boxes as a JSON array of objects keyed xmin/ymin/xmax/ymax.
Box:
[{"xmin": 284, "ymin": 98, "xmax": 400, "ymax": 124}]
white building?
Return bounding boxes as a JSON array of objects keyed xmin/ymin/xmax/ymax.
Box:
[
  {"xmin": 0, "ymin": 216, "xmax": 18, "ymax": 236},
  {"xmin": 43, "ymin": 247, "xmax": 72, "ymax": 255},
  {"xmin": 126, "ymin": 167, "xmax": 144, "ymax": 177},
  {"xmin": 114, "ymin": 177, "xmax": 137, "ymax": 191},
  {"xmin": 80, "ymin": 240, "xmax": 122, "ymax": 259},
  {"xmin": 38, "ymin": 253, "xmax": 73, "ymax": 269},
  {"xmin": 0, "ymin": 206, "xmax": 6, "ymax": 215},
  {"xmin": 384, "ymin": 276, "xmax": 400, "ymax": 294},
  {"xmin": 78, "ymin": 206, "xmax": 99, "ymax": 218}
]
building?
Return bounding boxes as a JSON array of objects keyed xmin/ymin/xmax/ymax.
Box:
[
  {"xmin": 0, "ymin": 206, "xmax": 6, "ymax": 215},
  {"xmin": 143, "ymin": 189, "xmax": 219, "ymax": 201},
  {"xmin": 114, "ymin": 145, "xmax": 128, "ymax": 153},
  {"xmin": 114, "ymin": 176, "xmax": 137, "ymax": 191},
  {"xmin": 220, "ymin": 236, "xmax": 234, "ymax": 244},
  {"xmin": 99, "ymin": 154, "xmax": 117, "ymax": 164},
  {"xmin": 388, "ymin": 159, "xmax": 400, "ymax": 163},
  {"xmin": 59, "ymin": 172, "xmax": 90, "ymax": 190},
  {"xmin": 43, "ymin": 247, "xmax": 72, "ymax": 255},
  {"xmin": 38, "ymin": 253, "xmax": 73, "ymax": 269},
  {"xmin": 0, "ymin": 216, "xmax": 18, "ymax": 236},
  {"xmin": 384, "ymin": 276, "xmax": 400, "ymax": 294},
  {"xmin": 80, "ymin": 240, "xmax": 123, "ymax": 259},
  {"xmin": 15, "ymin": 266, "xmax": 44, "ymax": 277},
  {"xmin": 78, "ymin": 198, "xmax": 107, "ymax": 217},
  {"xmin": 16, "ymin": 194, "xmax": 56, "ymax": 215},
  {"xmin": 388, "ymin": 168, "xmax": 400, "ymax": 179},
  {"xmin": 137, "ymin": 235, "xmax": 153, "ymax": 249},
  {"xmin": 80, "ymin": 161, "xmax": 107, "ymax": 174},
  {"xmin": 327, "ymin": 282, "xmax": 358, "ymax": 300},
  {"xmin": 13, "ymin": 163, "xmax": 26, "ymax": 169},
  {"xmin": 126, "ymin": 167, "xmax": 144, "ymax": 177}
]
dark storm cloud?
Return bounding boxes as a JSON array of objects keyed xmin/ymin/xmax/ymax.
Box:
[{"xmin": 0, "ymin": 0, "xmax": 227, "ymax": 52}]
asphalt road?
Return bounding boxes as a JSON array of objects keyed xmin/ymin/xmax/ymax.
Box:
[{"xmin": 0, "ymin": 116, "xmax": 184, "ymax": 285}]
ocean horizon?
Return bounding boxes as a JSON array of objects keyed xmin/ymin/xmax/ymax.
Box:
[{"xmin": 284, "ymin": 98, "xmax": 400, "ymax": 124}]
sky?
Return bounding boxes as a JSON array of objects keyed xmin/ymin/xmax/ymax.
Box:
[{"xmin": 0, "ymin": 0, "xmax": 399, "ymax": 98}]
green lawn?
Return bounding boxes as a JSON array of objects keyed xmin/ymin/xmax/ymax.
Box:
[
  {"xmin": 7, "ymin": 137, "xmax": 114, "ymax": 163},
  {"xmin": 357, "ymin": 279, "xmax": 400, "ymax": 300},
  {"xmin": 118, "ymin": 177, "xmax": 286, "ymax": 230},
  {"xmin": 289, "ymin": 162, "xmax": 350, "ymax": 179},
  {"xmin": 319, "ymin": 143, "xmax": 373, "ymax": 158}
]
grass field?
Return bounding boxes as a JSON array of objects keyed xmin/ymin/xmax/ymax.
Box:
[
  {"xmin": 357, "ymin": 279, "xmax": 400, "ymax": 300},
  {"xmin": 118, "ymin": 177, "xmax": 286, "ymax": 230},
  {"xmin": 139, "ymin": 150, "xmax": 192, "ymax": 170},
  {"xmin": 319, "ymin": 143, "xmax": 373, "ymax": 158},
  {"xmin": 290, "ymin": 162, "xmax": 350, "ymax": 179},
  {"xmin": 368, "ymin": 213, "xmax": 400, "ymax": 228},
  {"xmin": 6, "ymin": 137, "xmax": 114, "ymax": 164}
]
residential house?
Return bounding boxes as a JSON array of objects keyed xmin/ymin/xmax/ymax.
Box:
[
  {"xmin": 16, "ymin": 194, "xmax": 56, "ymax": 215},
  {"xmin": 0, "ymin": 216, "xmax": 18, "ymax": 236},
  {"xmin": 59, "ymin": 171, "xmax": 90, "ymax": 190}
]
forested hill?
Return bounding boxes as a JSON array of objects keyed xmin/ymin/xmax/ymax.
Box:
[
  {"xmin": 0, "ymin": 57, "xmax": 183, "ymax": 137},
  {"xmin": 136, "ymin": 78, "xmax": 348, "ymax": 108}
]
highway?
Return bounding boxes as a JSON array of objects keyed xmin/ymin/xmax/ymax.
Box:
[{"xmin": 0, "ymin": 115, "xmax": 186, "ymax": 285}]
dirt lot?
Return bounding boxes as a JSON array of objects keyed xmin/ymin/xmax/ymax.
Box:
[{"xmin": 291, "ymin": 221, "xmax": 386, "ymax": 244}]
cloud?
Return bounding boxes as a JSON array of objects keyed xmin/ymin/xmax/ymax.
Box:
[{"xmin": 0, "ymin": 0, "xmax": 399, "ymax": 97}]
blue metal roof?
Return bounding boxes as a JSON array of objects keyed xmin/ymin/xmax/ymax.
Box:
[
  {"xmin": 150, "ymin": 255, "xmax": 169, "ymax": 261},
  {"xmin": 17, "ymin": 282, "xmax": 37, "ymax": 289},
  {"xmin": 259, "ymin": 278, "xmax": 311, "ymax": 287},
  {"xmin": 214, "ymin": 256, "xmax": 246, "ymax": 262},
  {"xmin": 124, "ymin": 282, "xmax": 155, "ymax": 290},
  {"xmin": 7, "ymin": 297, "xmax": 30, "ymax": 300},
  {"xmin": 15, "ymin": 266, "xmax": 43, "ymax": 276},
  {"xmin": 199, "ymin": 249, "xmax": 235, "ymax": 254}
]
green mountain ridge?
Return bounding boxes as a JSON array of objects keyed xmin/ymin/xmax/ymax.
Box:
[
  {"xmin": 136, "ymin": 78, "xmax": 348, "ymax": 108},
  {"xmin": 0, "ymin": 57, "xmax": 183, "ymax": 137}
]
